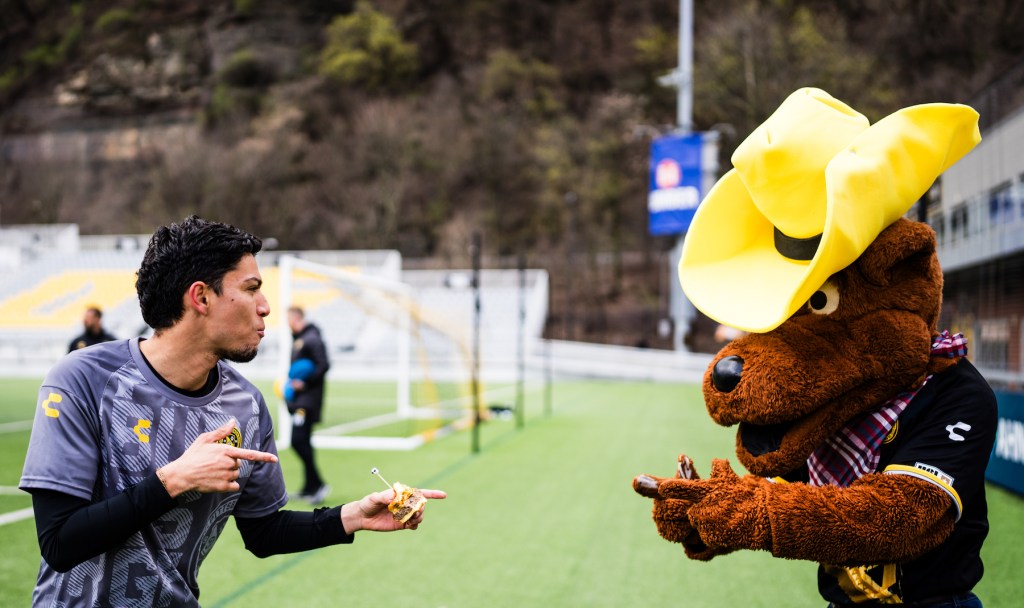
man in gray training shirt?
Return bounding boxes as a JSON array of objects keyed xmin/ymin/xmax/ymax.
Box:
[{"xmin": 20, "ymin": 216, "xmax": 445, "ymax": 607}]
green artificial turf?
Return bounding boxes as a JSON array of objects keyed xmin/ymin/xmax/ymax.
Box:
[{"xmin": 1, "ymin": 377, "xmax": 1022, "ymax": 607}]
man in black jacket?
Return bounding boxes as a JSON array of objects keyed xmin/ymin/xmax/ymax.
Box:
[
  {"xmin": 287, "ymin": 305, "xmax": 331, "ymax": 503},
  {"xmin": 68, "ymin": 306, "xmax": 117, "ymax": 352}
]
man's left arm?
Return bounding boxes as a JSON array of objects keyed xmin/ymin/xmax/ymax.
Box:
[
  {"xmin": 236, "ymin": 488, "xmax": 447, "ymax": 558},
  {"xmin": 235, "ymin": 506, "xmax": 352, "ymax": 558}
]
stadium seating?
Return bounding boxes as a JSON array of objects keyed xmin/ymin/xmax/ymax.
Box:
[
  {"xmin": 0, "ymin": 233, "xmax": 707, "ymax": 385},
  {"xmin": 0, "ymin": 250, "xmax": 146, "ymax": 373}
]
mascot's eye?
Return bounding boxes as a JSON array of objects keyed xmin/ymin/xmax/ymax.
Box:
[{"xmin": 807, "ymin": 281, "xmax": 840, "ymax": 315}]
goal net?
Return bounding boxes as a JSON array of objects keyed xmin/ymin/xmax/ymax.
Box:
[{"xmin": 274, "ymin": 254, "xmax": 477, "ymax": 451}]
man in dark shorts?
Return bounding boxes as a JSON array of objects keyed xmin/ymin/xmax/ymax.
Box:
[
  {"xmin": 286, "ymin": 305, "xmax": 331, "ymax": 504},
  {"xmin": 21, "ymin": 216, "xmax": 445, "ymax": 607}
]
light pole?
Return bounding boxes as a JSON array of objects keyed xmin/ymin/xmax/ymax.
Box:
[
  {"xmin": 656, "ymin": 0, "xmax": 717, "ymax": 351},
  {"xmin": 470, "ymin": 232, "xmax": 482, "ymax": 454},
  {"xmin": 564, "ymin": 191, "xmax": 578, "ymax": 341},
  {"xmin": 657, "ymin": 0, "xmax": 694, "ymax": 134}
]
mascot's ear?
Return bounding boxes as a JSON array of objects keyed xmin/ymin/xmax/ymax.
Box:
[{"xmin": 855, "ymin": 218, "xmax": 939, "ymax": 288}]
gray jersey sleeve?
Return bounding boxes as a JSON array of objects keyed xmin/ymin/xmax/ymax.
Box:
[{"xmin": 20, "ymin": 361, "xmax": 104, "ymax": 500}]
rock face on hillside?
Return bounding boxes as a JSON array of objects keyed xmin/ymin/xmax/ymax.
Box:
[
  {"xmin": 54, "ymin": 27, "xmax": 207, "ymax": 115},
  {"xmin": 1, "ymin": 7, "xmax": 319, "ymax": 232},
  {"xmin": 12, "ymin": 6, "xmax": 316, "ymax": 128}
]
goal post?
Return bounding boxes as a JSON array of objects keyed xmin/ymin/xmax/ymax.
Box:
[{"xmin": 275, "ymin": 254, "xmax": 474, "ymax": 451}]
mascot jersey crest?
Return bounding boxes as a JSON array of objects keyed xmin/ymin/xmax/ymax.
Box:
[{"xmin": 633, "ymin": 88, "xmax": 998, "ymax": 607}]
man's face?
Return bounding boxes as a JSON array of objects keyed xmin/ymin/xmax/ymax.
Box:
[
  {"xmin": 83, "ymin": 310, "xmax": 101, "ymax": 332},
  {"xmin": 287, "ymin": 310, "xmax": 304, "ymax": 334},
  {"xmin": 206, "ymin": 254, "xmax": 271, "ymax": 363}
]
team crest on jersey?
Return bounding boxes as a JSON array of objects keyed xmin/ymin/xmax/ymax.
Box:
[
  {"xmin": 882, "ymin": 420, "xmax": 899, "ymax": 444},
  {"xmin": 293, "ymin": 339, "xmax": 304, "ymax": 352},
  {"xmin": 218, "ymin": 426, "xmax": 242, "ymax": 448}
]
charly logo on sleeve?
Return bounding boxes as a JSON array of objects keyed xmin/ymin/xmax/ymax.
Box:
[
  {"xmin": 945, "ymin": 421, "xmax": 971, "ymax": 441},
  {"xmin": 41, "ymin": 392, "xmax": 62, "ymax": 418}
]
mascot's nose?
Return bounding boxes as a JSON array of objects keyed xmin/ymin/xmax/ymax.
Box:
[{"xmin": 711, "ymin": 355, "xmax": 744, "ymax": 393}]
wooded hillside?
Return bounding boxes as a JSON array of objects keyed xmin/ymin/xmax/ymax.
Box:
[{"xmin": 2, "ymin": 0, "xmax": 1022, "ymax": 347}]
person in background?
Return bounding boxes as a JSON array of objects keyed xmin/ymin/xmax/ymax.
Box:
[
  {"xmin": 67, "ymin": 305, "xmax": 117, "ymax": 352},
  {"xmin": 21, "ymin": 216, "xmax": 444, "ymax": 607},
  {"xmin": 286, "ymin": 305, "xmax": 331, "ymax": 504},
  {"xmin": 713, "ymin": 323, "xmax": 747, "ymax": 344}
]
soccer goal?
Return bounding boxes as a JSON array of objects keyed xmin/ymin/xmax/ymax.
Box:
[{"xmin": 275, "ymin": 254, "xmax": 477, "ymax": 451}]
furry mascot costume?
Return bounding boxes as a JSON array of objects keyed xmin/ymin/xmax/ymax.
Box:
[{"xmin": 634, "ymin": 88, "xmax": 999, "ymax": 606}]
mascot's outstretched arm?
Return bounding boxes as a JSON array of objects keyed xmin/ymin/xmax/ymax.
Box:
[
  {"xmin": 633, "ymin": 456, "xmax": 734, "ymax": 561},
  {"xmin": 635, "ymin": 458, "xmax": 954, "ymax": 566}
]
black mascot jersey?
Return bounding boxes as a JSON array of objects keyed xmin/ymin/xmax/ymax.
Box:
[{"xmin": 818, "ymin": 359, "xmax": 998, "ymax": 605}]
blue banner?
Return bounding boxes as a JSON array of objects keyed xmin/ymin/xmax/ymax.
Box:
[
  {"xmin": 988, "ymin": 390, "xmax": 1024, "ymax": 495},
  {"xmin": 648, "ymin": 133, "xmax": 703, "ymax": 236}
]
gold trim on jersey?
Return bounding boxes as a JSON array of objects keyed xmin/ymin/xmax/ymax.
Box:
[
  {"xmin": 883, "ymin": 464, "xmax": 962, "ymax": 521},
  {"xmin": 825, "ymin": 563, "xmax": 903, "ymax": 604}
]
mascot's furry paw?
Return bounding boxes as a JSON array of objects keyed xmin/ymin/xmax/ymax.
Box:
[
  {"xmin": 633, "ymin": 455, "xmax": 734, "ymax": 560},
  {"xmin": 657, "ymin": 459, "xmax": 773, "ymax": 553}
]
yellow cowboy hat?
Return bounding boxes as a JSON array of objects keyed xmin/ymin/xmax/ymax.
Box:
[{"xmin": 678, "ymin": 87, "xmax": 980, "ymax": 333}]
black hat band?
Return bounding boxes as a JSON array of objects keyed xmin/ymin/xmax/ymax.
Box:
[{"xmin": 774, "ymin": 227, "xmax": 822, "ymax": 261}]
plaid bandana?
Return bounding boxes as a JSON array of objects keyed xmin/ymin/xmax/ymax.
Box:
[{"xmin": 807, "ymin": 331, "xmax": 968, "ymax": 487}]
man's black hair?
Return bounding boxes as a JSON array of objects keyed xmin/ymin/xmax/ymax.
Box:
[{"xmin": 136, "ymin": 216, "xmax": 263, "ymax": 330}]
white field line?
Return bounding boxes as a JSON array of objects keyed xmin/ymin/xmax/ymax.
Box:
[
  {"xmin": 0, "ymin": 507, "xmax": 33, "ymax": 527},
  {"xmin": 311, "ymin": 415, "xmax": 472, "ymax": 451},
  {"xmin": 317, "ymin": 412, "xmax": 405, "ymax": 436},
  {"xmin": 329, "ymin": 397, "xmax": 395, "ymax": 406},
  {"xmin": 0, "ymin": 420, "xmax": 33, "ymax": 434},
  {"xmin": 1, "ymin": 485, "xmax": 34, "ymax": 527},
  {"xmin": 317, "ymin": 383, "xmax": 527, "ymax": 437}
]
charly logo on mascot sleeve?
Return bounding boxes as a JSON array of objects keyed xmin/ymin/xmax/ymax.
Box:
[{"xmin": 677, "ymin": 87, "xmax": 980, "ymax": 334}]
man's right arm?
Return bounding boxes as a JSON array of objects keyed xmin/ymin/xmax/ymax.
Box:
[
  {"xmin": 28, "ymin": 418, "xmax": 278, "ymax": 572},
  {"xmin": 29, "ymin": 476, "xmax": 176, "ymax": 572}
]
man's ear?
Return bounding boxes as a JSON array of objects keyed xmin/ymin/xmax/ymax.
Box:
[
  {"xmin": 855, "ymin": 218, "xmax": 938, "ymax": 287},
  {"xmin": 186, "ymin": 282, "xmax": 211, "ymax": 314}
]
